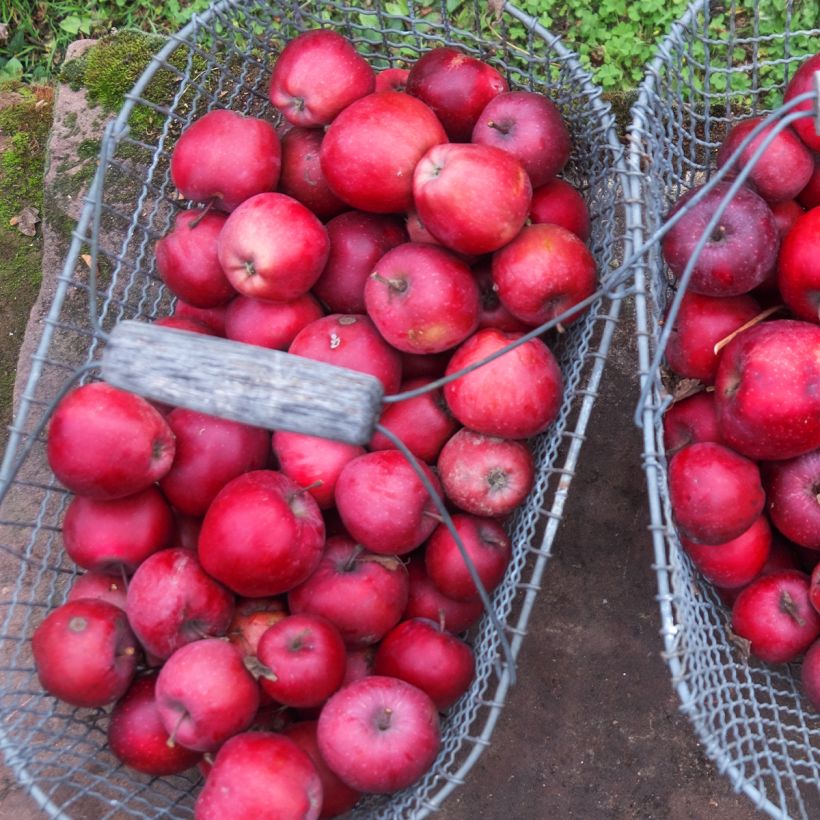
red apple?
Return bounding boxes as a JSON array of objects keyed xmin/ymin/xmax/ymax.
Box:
[
  {"xmin": 108, "ymin": 673, "xmax": 202, "ymax": 776},
  {"xmin": 198, "ymin": 470, "xmax": 325, "ymax": 597},
  {"xmin": 288, "ymin": 535, "xmax": 409, "ymax": 646},
  {"xmin": 662, "ymin": 392, "xmax": 723, "ymax": 456},
  {"xmin": 170, "ymin": 109, "xmax": 280, "ymax": 212},
  {"xmin": 399, "ymin": 349, "xmax": 451, "ymax": 380},
  {"xmin": 714, "ymin": 319, "xmax": 820, "ymax": 460},
  {"xmin": 335, "ymin": 450, "xmax": 442, "ymax": 556},
  {"xmin": 472, "ymin": 90, "xmax": 571, "ymax": 186},
  {"xmin": 217, "ymin": 192, "xmax": 329, "ymax": 301},
  {"xmin": 173, "ymin": 300, "xmax": 229, "ymax": 336},
  {"xmin": 289, "ymin": 314, "xmax": 402, "ymax": 394},
  {"xmin": 668, "ymin": 442, "xmax": 765, "ymax": 545},
  {"xmin": 224, "ymin": 293, "xmax": 324, "ymax": 350},
  {"xmin": 766, "ymin": 449, "xmax": 820, "ymax": 549},
  {"xmin": 444, "ymin": 328, "xmax": 563, "ymax": 439},
  {"xmin": 159, "ymin": 408, "xmax": 270, "ymax": 517},
  {"xmin": 770, "ymin": 199, "xmax": 805, "ymax": 239},
  {"xmin": 529, "ymin": 177, "xmax": 591, "ymax": 241},
  {"xmin": 269, "ymin": 29, "xmax": 375, "ymax": 127},
  {"xmin": 798, "ymin": 156, "xmax": 820, "ymax": 210},
  {"xmin": 67, "ymin": 569, "xmax": 128, "ymax": 609},
  {"xmin": 406, "ymin": 46, "xmax": 507, "ymax": 142},
  {"xmin": 375, "ymin": 67, "xmax": 409, "ymax": 93},
  {"xmin": 228, "ymin": 607, "xmax": 288, "ymax": 659},
  {"xmin": 343, "ymin": 646, "xmax": 376, "ymax": 685},
  {"xmin": 317, "ymin": 675, "xmax": 440, "ymax": 793},
  {"xmin": 783, "ymin": 53, "xmax": 820, "ymax": 152},
  {"xmin": 32, "ymin": 599, "xmax": 139, "ymax": 707},
  {"xmin": 155, "ymin": 209, "xmax": 234, "ymax": 308},
  {"xmin": 472, "ymin": 262, "xmax": 530, "ymax": 333},
  {"xmin": 320, "ymin": 91, "xmax": 447, "ymax": 213},
  {"xmin": 152, "ymin": 315, "xmax": 215, "ymax": 335},
  {"xmin": 365, "ymin": 243, "xmax": 480, "ymax": 354},
  {"xmin": 47, "ymin": 383, "xmax": 175, "ymax": 499},
  {"xmin": 801, "ymin": 638, "xmax": 820, "ymax": 711},
  {"xmin": 413, "ymin": 143, "xmax": 532, "ymax": 255},
  {"xmin": 777, "ymin": 206, "xmax": 820, "ymax": 324}
]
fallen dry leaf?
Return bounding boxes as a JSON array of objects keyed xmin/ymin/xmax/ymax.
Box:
[
  {"xmin": 10, "ymin": 206, "xmax": 40, "ymax": 237},
  {"xmin": 81, "ymin": 254, "xmax": 93, "ymax": 269},
  {"xmin": 0, "ymin": 24, "xmax": 8, "ymax": 45}
]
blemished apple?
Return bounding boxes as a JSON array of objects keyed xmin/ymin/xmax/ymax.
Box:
[
  {"xmin": 777, "ymin": 207, "xmax": 820, "ymax": 324},
  {"xmin": 254, "ymin": 613, "xmax": 347, "ymax": 708},
  {"xmin": 732, "ymin": 570, "xmax": 820, "ymax": 663},
  {"xmin": 783, "ymin": 52, "xmax": 820, "ymax": 152},
  {"xmin": 668, "ymin": 441, "xmax": 765, "ymax": 545},
  {"xmin": 369, "ymin": 378, "xmax": 459, "ymax": 463},
  {"xmin": 529, "ymin": 177, "xmax": 591, "ymax": 241},
  {"xmin": 125, "ymin": 547, "xmax": 235, "ymax": 660},
  {"xmin": 223, "ymin": 293, "xmax": 324, "ymax": 351},
  {"xmin": 277, "ymin": 127, "xmax": 347, "ymax": 220},
  {"xmin": 159, "ymin": 408, "xmax": 270, "ymax": 517},
  {"xmin": 313, "ymin": 211, "xmax": 407, "ymax": 314},
  {"xmin": 108, "ymin": 673, "xmax": 202, "ymax": 776},
  {"xmin": 170, "ymin": 109, "xmax": 281, "ymax": 212},
  {"xmin": 406, "ymin": 46, "xmax": 508, "ymax": 142},
  {"xmin": 198, "ymin": 470, "xmax": 325, "ymax": 597},
  {"xmin": 62, "ymin": 486, "xmax": 174, "ymax": 574},
  {"xmin": 663, "ymin": 290, "xmax": 761, "ymax": 383},
  {"xmin": 228, "ymin": 607, "xmax": 288, "ymax": 659},
  {"xmin": 374, "ymin": 617, "xmax": 475, "ymax": 711},
  {"xmin": 413, "ymin": 143, "xmax": 532, "ymax": 255},
  {"xmin": 443, "ymin": 328, "xmax": 563, "ymax": 439},
  {"xmin": 365, "ymin": 243, "xmax": 480, "ymax": 354},
  {"xmin": 717, "ymin": 116, "xmax": 814, "ymax": 203},
  {"xmin": 217, "ymin": 192, "xmax": 330, "ymax": 302},
  {"xmin": 491, "ymin": 222, "xmax": 597, "ymax": 327},
  {"xmin": 320, "ymin": 91, "xmax": 447, "ymax": 213},
  {"xmin": 284, "ymin": 721, "xmax": 361, "ymax": 818},
  {"xmin": 287, "ymin": 535, "xmax": 409, "ymax": 646},
  {"xmin": 661, "ymin": 180, "xmax": 779, "ymax": 297},
  {"xmin": 662, "ymin": 391, "xmax": 723, "ymax": 456},
  {"xmin": 714, "ymin": 319, "xmax": 820, "ymax": 461},
  {"xmin": 317, "ymin": 675, "xmax": 440, "ymax": 793},
  {"xmin": 404, "ymin": 555, "xmax": 484, "ymax": 633},
  {"xmin": 156, "ymin": 638, "xmax": 260, "ymax": 752},
  {"xmin": 334, "ymin": 449, "xmax": 442, "ymax": 556},
  {"xmin": 66, "ymin": 569, "xmax": 128, "ymax": 609},
  {"xmin": 375, "ymin": 67, "xmax": 409, "ymax": 93},
  {"xmin": 155, "ymin": 209, "xmax": 234, "ymax": 308},
  {"xmin": 269, "ymin": 29, "xmax": 375, "ymax": 127},
  {"xmin": 32, "ymin": 598, "xmax": 139, "ymax": 708},
  {"xmin": 289, "ymin": 313, "xmax": 402, "ymax": 394},
  {"xmin": 195, "ymin": 732, "xmax": 322, "ymax": 820},
  {"xmin": 437, "ymin": 429, "xmax": 535, "ymax": 518},
  {"xmin": 765, "ymin": 449, "xmax": 820, "ymax": 550},
  {"xmin": 47, "ymin": 382, "xmax": 176, "ymax": 500},
  {"xmin": 272, "ymin": 430, "xmax": 365, "ymax": 510},
  {"xmin": 472, "ymin": 90, "xmax": 571, "ymax": 187},
  {"xmin": 424, "ymin": 513, "xmax": 512, "ymax": 601},
  {"xmin": 681, "ymin": 514, "xmax": 772, "ymax": 589}
]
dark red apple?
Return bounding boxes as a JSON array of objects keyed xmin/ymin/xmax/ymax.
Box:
[
  {"xmin": 343, "ymin": 645, "xmax": 376, "ymax": 685},
  {"xmin": 288, "ymin": 535, "xmax": 409, "ymax": 646},
  {"xmin": 198, "ymin": 470, "xmax": 325, "ymax": 597},
  {"xmin": 152, "ymin": 316, "xmax": 215, "ymax": 336},
  {"xmin": 766, "ymin": 449, "xmax": 820, "ymax": 550},
  {"xmin": 413, "ymin": 143, "xmax": 532, "ymax": 255},
  {"xmin": 269, "ymin": 29, "xmax": 375, "ymax": 127},
  {"xmin": 777, "ymin": 207, "xmax": 820, "ymax": 324},
  {"xmin": 529, "ymin": 177, "xmax": 591, "ymax": 241},
  {"xmin": 47, "ymin": 382, "xmax": 175, "ymax": 500},
  {"xmin": 662, "ymin": 392, "xmax": 723, "ymax": 456},
  {"xmin": 335, "ymin": 450, "xmax": 442, "ymax": 556},
  {"xmin": 320, "ymin": 91, "xmax": 447, "ymax": 213},
  {"xmin": 472, "ymin": 262, "xmax": 530, "ymax": 333},
  {"xmin": 444, "ymin": 328, "xmax": 563, "ymax": 439},
  {"xmin": 224, "ymin": 293, "xmax": 324, "ymax": 350},
  {"xmin": 62, "ymin": 486, "xmax": 174, "ymax": 573},
  {"xmin": 289, "ymin": 314, "xmax": 402, "ymax": 394},
  {"xmin": 317, "ymin": 675, "xmax": 440, "ymax": 793},
  {"xmin": 375, "ymin": 67, "xmax": 409, "ymax": 93},
  {"xmin": 406, "ymin": 46, "xmax": 507, "ymax": 142},
  {"xmin": 32, "ymin": 599, "xmax": 139, "ymax": 707},
  {"xmin": 365, "ymin": 243, "xmax": 480, "ymax": 354},
  {"xmin": 783, "ymin": 53, "xmax": 820, "ymax": 152},
  {"xmin": 155, "ymin": 209, "xmax": 234, "ymax": 308},
  {"xmin": 714, "ymin": 319, "xmax": 820, "ymax": 460},
  {"xmin": 668, "ymin": 442, "xmax": 765, "ymax": 545},
  {"xmin": 798, "ymin": 156, "xmax": 820, "ymax": 210},
  {"xmin": 472, "ymin": 90, "xmax": 571, "ymax": 186},
  {"xmin": 159, "ymin": 408, "xmax": 270, "ymax": 517},
  {"xmin": 170, "ymin": 109, "xmax": 280, "ymax": 212},
  {"xmin": 801, "ymin": 638, "xmax": 820, "ymax": 711},
  {"xmin": 217, "ymin": 192, "xmax": 329, "ymax": 301},
  {"xmin": 108, "ymin": 673, "xmax": 202, "ymax": 775},
  {"xmin": 770, "ymin": 198, "xmax": 805, "ymax": 239},
  {"xmin": 399, "ymin": 349, "xmax": 451, "ymax": 380},
  {"xmin": 173, "ymin": 300, "xmax": 229, "ymax": 336}
]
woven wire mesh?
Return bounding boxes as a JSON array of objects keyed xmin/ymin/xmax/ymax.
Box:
[
  {"xmin": 628, "ymin": 1, "xmax": 820, "ymax": 818},
  {"xmin": 0, "ymin": 0, "xmax": 627, "ymax": 816}
]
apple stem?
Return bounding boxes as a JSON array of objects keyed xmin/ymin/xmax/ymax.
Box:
[
  {"xmin": 294, "ymin": 480, "xmax": 323, "ymax": 495},
  {"xmin": 556, "ymin": 322, "xmax": 566, "ymax": 334},
  {"xmin": 371, "ymin": 272, "xmax": 408, "ymax": 293},
  {"xmin": 377, "ymin": 707, "xmax": 393, "ymax": 731},
  {"xmin": 188, "ymin": 199, "xmax": 214, "ymax": 229},
  {"xmin": 343, "ymin": 544, "xmax": 365, "ymax": 572},
  {"xmin": 423, "ymin": 511, "xmax": 444, "ymax": 523},
  {"xmin": 779, "ymin": 590, "xmax": 805, "ymax": 627},
  {"xmin": 166, "ymin": 709, "xmax": 187, "ymax": 749},
  {"xmin": 487, "ymin": 119, "xmax": 511, "ymax": 135},
  {"xmin": 120, "ymin": 645, "xmax": 137, "ymax": 658},
  {"xmin": 439, "ymin": 609, "xmax": 447, "ymax": 633},
  {"xmin": 713, "ymin": 304, "xmax": 784, "ymax": 356}
]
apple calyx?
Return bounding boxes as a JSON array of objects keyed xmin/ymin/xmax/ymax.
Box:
[
  {"xmin": 243, "ymin": 655, "xmax": 278, "ymax": 682},
  {"xmin": 243, "ymin": 260, "xmax": 256, "ymax": 278},
  {"xmin": 779, "ymin": 590, "xmax": 806, "ymax": 627},
  {"xmin": 486, "ymin": 467, "xmax": 509, "ymax": 493}
]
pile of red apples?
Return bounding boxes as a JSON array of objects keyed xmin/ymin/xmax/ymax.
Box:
[
  {"xmin": 31, "ymin": 29, "xmax": 598, "ymax": 818},
  {"xmin": 659, "ymin": 54, "xmax": 820, "ymax": 708}
]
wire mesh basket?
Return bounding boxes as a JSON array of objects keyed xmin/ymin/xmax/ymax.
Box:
[
  {"xmin": 628, "ymin": 1, "xmax": 820, "ymax": 817},
  {"xmin": 0, "ymin": 0, "xmax": 628, "ymax": 816}
]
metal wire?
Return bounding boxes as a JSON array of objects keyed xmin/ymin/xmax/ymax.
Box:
[
  {"xmin": 0, "ymin": 0, "xmax": 627, "ymax": 816},
  {"xmin": 628, "ymin": 1, "xmax": 820, "ymax": 818}
]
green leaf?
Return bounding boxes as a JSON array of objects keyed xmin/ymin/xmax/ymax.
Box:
[
  {"xmin": 59, "ymin": 15, "xmax": 92, "ymax": 36},
  {"xmin": 0, "ymin": 56, "xmax": 23, "ymax": 78}
]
